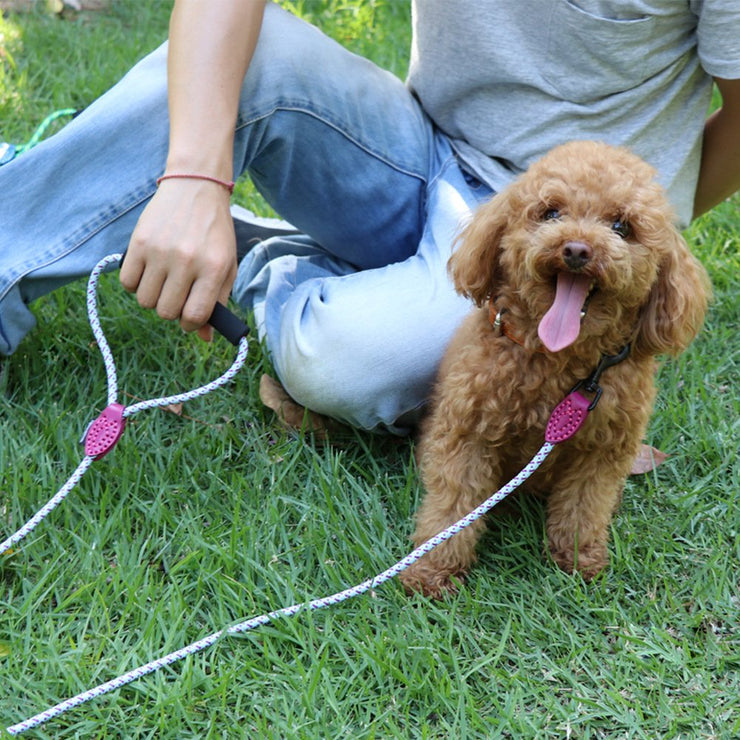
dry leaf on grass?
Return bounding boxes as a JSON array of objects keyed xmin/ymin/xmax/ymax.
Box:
[{"xmin": 630, "ymin": 444, "xmax": 669, "ymax": 474}]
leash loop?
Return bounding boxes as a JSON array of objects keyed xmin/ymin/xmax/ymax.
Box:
[
  {"xmin": 86, "ymin": 252, "xmax": 124, "ymax": 405},
  {"xmin": 0, "ymin": 253, "xmax": 249, "ymax": 558}
]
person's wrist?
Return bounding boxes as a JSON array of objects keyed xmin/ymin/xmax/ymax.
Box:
[
  {"xmin": 156, "ymin": 172, "xmax": 235, "ymax": 194},
  {"xmin": 165, "ymin": 140, "xmax": 234, "ymax": 181}
]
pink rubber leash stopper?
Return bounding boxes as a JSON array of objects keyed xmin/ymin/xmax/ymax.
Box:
[
  {"xmin": 544, "ymin": 390, "xmax": 591, "ymax": 444},
  {"xmin": 83, "ymin": 403, "xmax": 126, "ymax": 459}
]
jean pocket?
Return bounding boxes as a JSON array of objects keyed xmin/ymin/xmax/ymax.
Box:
[{"xmin": 544, "ymin": 1, "xmax": 660, "ymax": 103}]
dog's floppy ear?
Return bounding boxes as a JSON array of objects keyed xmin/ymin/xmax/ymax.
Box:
[
  {"xmin": 633, "ymin": 227, "xmax": 710, "ymax": 358},
  {"xmin": 448, "ymin": 190, "xmax": 511, "ymax": 306}
]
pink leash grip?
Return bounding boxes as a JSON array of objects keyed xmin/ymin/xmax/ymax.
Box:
[
  {"xmin": 84, "ymin": 403, "xmax": 126, "ymax": 459},
  {"xmin": 545, "ymin": 391, "xmax": 591, "ymax": 444}
]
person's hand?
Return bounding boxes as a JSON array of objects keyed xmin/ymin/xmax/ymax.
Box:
[{"xmin": 120, "ymin": 178, "xmax": 237, "ymax": 342}]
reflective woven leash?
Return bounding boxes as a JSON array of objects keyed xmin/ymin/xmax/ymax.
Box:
[
  {"xmin": 0, "ymin": 253, "xmax": 249, "ymax": 557},
  {"xmin": 5, "ymin": 439, "xmax": 553, "ymax": 736},
  {"xmin": 4, "ymin": 253, "xmax": 619, "ymax": 735}
]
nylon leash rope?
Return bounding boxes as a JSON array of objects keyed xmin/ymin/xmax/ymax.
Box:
[
  {"xmin": 3, "ymin": 253, "xmax": 613, "ymax": 735},
  {"xmin": 0, "ymin": 253, "xmax": 249, "ymax": 557},
  {"xmin": 5, "ymin": 441, "xmax": 552, "ymax": 736}
]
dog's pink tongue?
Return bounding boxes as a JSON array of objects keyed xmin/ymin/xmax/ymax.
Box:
[{"xmin": 538, "ymin": 273, "xmax": 592, "ymax": 352}]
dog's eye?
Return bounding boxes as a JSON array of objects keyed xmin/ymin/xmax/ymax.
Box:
[
  {"xmin": 542, "ymin": 208, "xmax": 561, "ymax": 221},
  {"xmin": 611, "ymin": 218, "xmax": 632, "ymax": 238}
]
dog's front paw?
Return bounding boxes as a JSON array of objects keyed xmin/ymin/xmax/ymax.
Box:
[
  {"xmin": 399, "ymin": 563, "xmax": 466, "ymax": 599},
  {"xmin": 549, "ymin": 541, "xmax": 608, "ymax": 581}
]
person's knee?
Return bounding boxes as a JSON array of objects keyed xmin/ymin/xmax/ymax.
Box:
[
  {"xmin": 272, "ymin": 302, "xmax": 431, "ymax": 433},
  {"xmin": 276, "ymin": 337, "xmax": 367, "ymax": 428}
]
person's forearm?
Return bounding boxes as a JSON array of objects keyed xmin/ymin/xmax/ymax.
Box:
[
  {"xmin": 165, "ymin": 0, "xmax": 267, "ymax": 180},
  {"xmin": 120, "ymin": 1, "xmax": 267, "ymax": 337},
  {"xmin": 693, "ymin": 77, "xmax": 740, "ymax": 218}
]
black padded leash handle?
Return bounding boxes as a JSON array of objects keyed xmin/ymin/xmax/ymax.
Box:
[
  {"xmin": 118, "ymin": 252, "xmax": 249, "ymax": 346},
  {"xmin": 206, "ymin": 301, "xmax": 249, "ymax": 346}
]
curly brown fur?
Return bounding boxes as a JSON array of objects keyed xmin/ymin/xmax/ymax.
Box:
[{"xmin": 400, "ymin": 141, "xmax": 710, "ymax": 598}]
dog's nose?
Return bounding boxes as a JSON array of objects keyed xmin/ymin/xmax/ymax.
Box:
[{"xmin": 562, "ymin": 241, "xmax": 593, "ymax": 270}]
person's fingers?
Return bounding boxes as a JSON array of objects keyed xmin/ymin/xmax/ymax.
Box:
[
  {"xmin": 118, "ymin": 181, "xmax": 237, "ymax": 336},
  {"xmin": 119, "ymin": 233, "xmax": 146, "ymax": 295},
  {"xmin": 181, "ymin": 253, "xmax": 237, "ymax": 336}
]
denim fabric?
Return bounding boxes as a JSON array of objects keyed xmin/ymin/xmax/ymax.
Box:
[
  {"xmin": 0, "ymin": 42, "xmax": 170, "ymax": 356},
  {"xmin": 233, "ymin": 143, "xmax": 490, "ymax": 433},
  {"xmin": 0, "ymin": 3, "xmax": 492, "ymax": 432}
]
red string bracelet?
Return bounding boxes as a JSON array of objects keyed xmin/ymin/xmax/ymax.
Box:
[{"xmin": 156, "ymin": 173, "xmax": 235, "ymax": 195}]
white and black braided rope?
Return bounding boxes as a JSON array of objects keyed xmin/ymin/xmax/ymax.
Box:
[
  {"xmin": 1, "ymin": 254, "xmax": 248, "ymax": 554},
  {"xmin": 4, "ymin": 254, "xmax": 556, "ymax": 736},
  {"xmin": 6, "ymin": 441, "xmax": 552, "ymax": 736}
]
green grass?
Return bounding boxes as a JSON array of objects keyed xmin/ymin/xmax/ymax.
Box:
[{"xmin": 1, "ymin": 2, "xmax": 738, "ymax": 738}]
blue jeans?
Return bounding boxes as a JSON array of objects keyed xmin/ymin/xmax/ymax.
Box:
[{"xmin": 0, "ymin": 3, "xmax": 492, "ymax": 433}]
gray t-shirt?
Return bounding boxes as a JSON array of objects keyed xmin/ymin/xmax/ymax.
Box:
[{"xmin": 407, "ymin": 0, "xmax": 740, "ymax": 226}]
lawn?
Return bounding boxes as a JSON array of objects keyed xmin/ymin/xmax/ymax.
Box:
[{"xmin": 1, "ymin": 1, "xmax": 738, "ymax": 738}]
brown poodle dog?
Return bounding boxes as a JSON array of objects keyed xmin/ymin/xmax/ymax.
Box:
[{"xmin": 400, "ymin": 140, "xmax": 710, "ymax": 598}]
